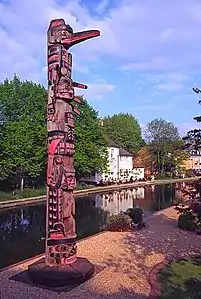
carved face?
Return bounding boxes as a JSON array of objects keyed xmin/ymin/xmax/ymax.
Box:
[{"xmin": 49, "ymin": 25, "xmax": 72, "ymax": 44}]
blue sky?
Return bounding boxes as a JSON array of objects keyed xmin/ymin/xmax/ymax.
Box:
[{"xmin": 1, "ymin": 0, "xmax": 201, "ymax": 136}]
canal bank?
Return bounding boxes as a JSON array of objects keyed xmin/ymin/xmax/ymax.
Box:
[
  {"xmin": 1, "ymin": 205, "xmax": 201, "ymax": 299},
  {"xmin": 0, "ymin": 176, "xmax": 200, "ymax": 209},
  {"xmin": 0, "ymin": 181, "xmax": 192, "ymax": 269}
]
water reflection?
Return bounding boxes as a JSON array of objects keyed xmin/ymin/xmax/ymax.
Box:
[
  {"xmin": 0, "ymin": 183, "xmax": 185, "ymax": 269},
  {"xmin": 0, "ymin": 204, "xmax": 45, "ymax": 269}
]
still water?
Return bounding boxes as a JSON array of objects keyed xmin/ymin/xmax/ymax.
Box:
[{"xmin": 0, "ymin": 183, "xmax": 185, "ymax": 269}]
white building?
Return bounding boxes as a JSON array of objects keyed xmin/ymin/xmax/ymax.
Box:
[
  {"xmin": 80, "ymin": 139, "xmax": 144, "ymax": 184},
  {"xmin": 102, "ymin": 140, "xmax": 134, "ymax": 181}
]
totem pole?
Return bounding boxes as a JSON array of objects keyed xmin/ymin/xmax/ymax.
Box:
[{"xmin": 28, "ymin": 19, "xmax": 100, "ymax": 286}]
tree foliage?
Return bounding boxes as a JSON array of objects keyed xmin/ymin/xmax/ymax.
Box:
[
  {"xmin": 74, "ymin": 96, "xmax": 108, "ymax": 178},
  {"xmin": 183, "ymin": 129, "xmax": 201, "ymax": 150},
  {"xmin": 0, "ymin": 76, "xmax": 108, "ymax": 190},
  {"xmin": 102, "ymin": 113, "xmax": 144, "ymax": 154},
  {"xmin": 134, "ymin": 146, "xmax": 155, "ymax": 172},
  {"xmin": 145, "ymin": 118, "xmax": 188, "ymax": 174},
  {"xmin": 145, "ymin": 118, "xmax": 180, "ymax": 142},
  {"xmin": 183, "ymin": 91, "xmax": 201, "ymax": 151},
  {"xmin": 0, "ymin": 75, "xmax": 47, "ymax": 188}
]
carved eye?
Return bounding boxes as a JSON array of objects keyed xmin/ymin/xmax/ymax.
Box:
[
  {"xmin": 54, "ymin": 30, "xmax": 61, "ymax": 36},
  {"xmin": 61, "ymin": 30, "xmax": 67, "ymax": 36}
]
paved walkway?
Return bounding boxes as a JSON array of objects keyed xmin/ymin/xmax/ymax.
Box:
[{"xmin": 1, "ymin": 206, "xmax": 201, "ymax": 299}]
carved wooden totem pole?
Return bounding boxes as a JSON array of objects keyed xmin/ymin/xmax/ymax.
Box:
[{"xmin": 28, "ymin": 19, "xmax": 100, "ymax": 286}]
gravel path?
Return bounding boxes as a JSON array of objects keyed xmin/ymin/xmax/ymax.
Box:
[{"xmin": 1, "ymin": 206, "xmax": 201, "ymax": 299}]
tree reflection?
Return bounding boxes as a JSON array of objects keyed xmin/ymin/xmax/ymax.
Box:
[
  {"xmin": 0, "ymin": 204, "xmax": 45, "ymax": 269},
  {"xmin": 152, "ymin": 184, "xmax": 177, "ymax": 211},
  {"xmin": 0, "ymin": 183, "xmax": 188, "ymax": 269},
  {"xmin": 76, "ymin": 195, "xmax": 109, "ymax": 239}
]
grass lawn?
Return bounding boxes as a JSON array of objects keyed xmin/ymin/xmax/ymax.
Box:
[
  {"xmin": 158, "ymin": 256, "xmax": 201, "ymax": 299},
  {"xmin": 0, "ymin": 184, "xmax": 93, "ymax": 202}
]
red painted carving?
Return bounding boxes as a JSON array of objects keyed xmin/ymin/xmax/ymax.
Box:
[{"xmin": 46, "ymin": 19, "xmax": 100, "ymax": 266}]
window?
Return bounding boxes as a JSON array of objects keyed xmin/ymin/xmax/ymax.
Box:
[{"xmin": 111, "ymin": 149, "xmax": 114, "ymax": 158}]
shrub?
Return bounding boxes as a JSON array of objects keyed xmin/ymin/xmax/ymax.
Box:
[
  {"xmin": 178, "ymin": 212, "xmax": 197, "ymax": 231},
  {"xmin": 175, "ymin": 179, "xmax": 201, "ymax": 232},
  {"xmin": 106, "ymin": 212, "xmax": 132, "ymax": 232},
  {"xmin": 126, "ymin": 207, "xmax": 143, "ymax": 224},
  {"xmin": 185, "ymin": 169, "xmax": 196, "ymax": 177}
]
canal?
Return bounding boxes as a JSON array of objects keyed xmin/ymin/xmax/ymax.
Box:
[{"xmin": 0, "ymin": 183, "xmax": 186, "ymax": 269}]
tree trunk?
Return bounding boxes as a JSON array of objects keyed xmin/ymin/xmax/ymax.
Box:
[
  {"xmin": 157, "ymin": 152, "xmax": 160, "ymax": 174},
  {"xmin": 161, "ymin": 186, "xmax": 165, "ymax": 203},
  {"xmin": 20, "ymin": 177, "xmax": 24, "ymax": 191},
  {"xmin": 161, "ymin": 160, "xmax": 165, "ymax": 174}
]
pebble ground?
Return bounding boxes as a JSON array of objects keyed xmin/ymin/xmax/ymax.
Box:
[{"xmin": 1, "ymin": 206, "xmax": 201, "ymax": 299}]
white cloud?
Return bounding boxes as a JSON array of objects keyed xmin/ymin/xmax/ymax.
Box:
[
  {"xmin": 166, "ymin": 73, "xmax": 189, "ymax": 81},
  {"xmin": 0, "ymin": 0, "xmax": 201, "ymax": 92},
  {"xmin": 135, "ymin": 103, "xmax": 174, "ymax": 111},
  {"xmin": 156, "ymin": 82, "xmax": 183, "ymax": 91},
  {"xmin": 142, "ymin": 72, "xmax": 189, "ymax": 83},
  {"xmin": 121, "ymin": 57, "xmax": 171, "ymax": 71},
  {"xmin": 88, "ymin": 83, "xmax": 115, "ymax": 92},
  {"xmin": 95, "ymin": 0, "xmax": 109, "ymax": 14},
  {"xmin": 139, "ymin": 71, "xmax": 189, "ymax": 92},
  {"xmin": 83, "ymin": 82, "xmax": 115, "ymax": 100},
  {"xmin": 160, "ymin": 28, "xmax": 173, "ymax": 40},
  {"xmin": 73, "ymin": 61, "xmax": 89, "ymax": 74}
]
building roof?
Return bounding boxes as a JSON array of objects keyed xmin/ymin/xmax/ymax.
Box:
[
  {"xmin": 107, "ymin": 139, "xmax": 133, "ymax": 156},
  {"xmin": 119, "ymin": 147, "xmax": 133, "ymax": 157},
  {"xmin": 107, "ymin": 139, "xmax": 120, "ymax": 148}
]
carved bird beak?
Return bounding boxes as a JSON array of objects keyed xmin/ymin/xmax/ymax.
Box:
[{"xmin": 61, "ymin": 30, "xmax": 100, "ymax": 48}]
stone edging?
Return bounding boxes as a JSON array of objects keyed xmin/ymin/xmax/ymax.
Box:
[
  {"xmin": 147, "ymin": 260, "xmax": 168, "ymax": 298},
  {"xmin": 147, "ymin": 254, "xmax": 201, "ymax": 298},
  {"xmin": 1, "ymin": 176, "xmax": 200, "ymax": 209}
]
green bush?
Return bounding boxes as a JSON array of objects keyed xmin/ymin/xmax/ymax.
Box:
[
  {"xmin": 106, "ymin": 212, "xmax": 132, "ymax": 232},
  {"xmin": 126, "ymin": 207, "xmax": 143, "ymax": 224},
  {"xmin": 178, "ymin": 212, "xmax": 197, "ymax": 231}
]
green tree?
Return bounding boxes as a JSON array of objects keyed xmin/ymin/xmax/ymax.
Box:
[
  {"xmin": 183, "ymin": 129, "xmax": 201, "ymax": 150},
  {"xmin": 0, "ymin": 75, "xmax": 47, "ymax": 189},
  {"xmin": 0, "ymin": 75, "xmax": 46, "ymax": 123},
  {"xmin": 145, "ymin": 118, "xmax": 180, "ymax": 142},
  {"xmin": 185, "ymin": 89, "xmax": 201, "ymax": 149},
  {"xmin": 102, "ymin": 113, "xmax": 144, "ymax": 154},
  {"xmin": 145, "ymin": 118, "xmax": 187, "ymax": 175},
  {"xmin": 164, "ymin": 140, "xmax": 190, "ymax": 172},
  {"xmin": 74, "ymin": 96, "xmax": 108, "ymax": 178},
  {"xmin": 0, "ymin": 76, "xmax": 108, "ymax": 189}
]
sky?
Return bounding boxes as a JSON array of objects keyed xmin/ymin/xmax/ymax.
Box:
[{"xmin": 0, "ymin": 0, "xmax": 201, "ymax": 137}]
